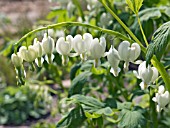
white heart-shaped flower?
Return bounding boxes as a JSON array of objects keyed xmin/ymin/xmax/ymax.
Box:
[
  {"xmin": 11, "ymin": 53, "xmax": 23, "ymax": 67},
  {"xmin": 19, "ymin": 46, "xmax": 37, "ymax": 62},
  {"xmin": 90, "ymin": 37, "xmax": 106, "ymax": 59},
  {"xmin": 56, "ymin": 36, "xmax": 72, "ymax": 55},
  {"xmin": 42, "ymin": 33, "xmax": 55, "ymax": 54}
]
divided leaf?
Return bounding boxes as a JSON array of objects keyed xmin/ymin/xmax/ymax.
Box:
[
  {"xmin": 56, "ymin": 105, "xmax": 86, "ymax": 128},
  {"xmin": 146, "ymin": 21, "xmax": 170, "ymax": 64},
  {"xmin": 126, "ymin": 0, "xmax": 144, "ymax": 14},
  {"xmin": 70, "ymin": 95, "xmax": 113, "ymax": 116},
  {"xmin": 118, "ymin": 109, "xmax": 146, "ymax": 128}
]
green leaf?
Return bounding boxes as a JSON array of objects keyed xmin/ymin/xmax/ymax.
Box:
[
  {"xmin": 118, "ymin": 109, "xmax": 146, "ymax": 128},
  {"xmin": 91, "ymin": 66, "xmax": 107, "ymax": 75},
  {"xmin": 71, "ymin": 95, "xmax": 105, "ymax": 108},
  {"xmin": 104, "ymin": 98, "xmax": 117, "ymax": 108},
  {"xmin": 95, "ymin": 107, "xmax": 113, "ymax": 116},
  {"xmin": 146, "ymin": 43, "xmax": 155, "ymax": 66},
  {"xmin": 138, "ymin": 8, "xmax": 161, "ymax": 21},
  {"xmin": 70, "ymin": 95, "xmax": 113, "ymax": 117},
  {"xmin": 117, "ymin": 102, "xmax": 133, "ymax": 110},
  {"xmin": 70, "ymin": 63, "xmax": 81, "ymax": 80},
  {"xmin": 68, "ymin": 71, "xmax": 92, "ymax": 97},
  {"xmin": 126, "ymin": 0, "xmax": 143, "ymax": 14},
  {"xmin": 56, "ymin": 105, "xmax": 86, "ymax": 128},
  {"xmin": 130, "ymin": 90, "xmax": 146, "ymax": 100},
  {"xmin": 146, "ymin": 21, "xmax": 170, "ymax": 63}
]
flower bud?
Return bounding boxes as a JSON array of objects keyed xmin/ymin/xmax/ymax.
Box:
[
  {"xmin": 106, "ymin": 46, "xmax": 121, "ymax": 76},
  {"xmin": 42, "ymin": 33, "xmax": 55, "ymax": 54},
  {"xmin": 56, "ymin": 36, "xmax": 73, "ymax": 55},
  {"xmin": 152, "ymin": 85, "xmax": 170, "ymax": 112},
  {"xmin": 19, "ymin": 46, "xmax": 37, "ymax": 62},
  {"xmin": 90, "ymin": 37, "xmax": 106, "ymax": 59},
  {"xmin": 11, "ymin": 53, "xmax": 23, "ymax": 67}
]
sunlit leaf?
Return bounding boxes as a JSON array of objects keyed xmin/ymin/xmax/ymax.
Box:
[{"xmin": 126, "ymin": 0, "xmax": 144, "ymax": 14}]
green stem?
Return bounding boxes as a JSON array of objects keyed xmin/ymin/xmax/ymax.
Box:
[
  {"xmin": 151, "ymin": 56, "xmax": 170, "ymax": 91},
  {"xmin": 72, "ymin": 0, "xmax": 85, "ymax": 21},
  {"xmin": 14, "ymin": 22, "xmax": 132, "ymax": 48},
  {"xmin": 100, "ymin": 0, "xmax": 146, "ymax": 52},
  {"xmin": 137, "ymin": 15, "xmax": 149, "ymax": 46},
  {"xmin": 149, "ymin": 88, "xmax": 158, "ymax": 128}
]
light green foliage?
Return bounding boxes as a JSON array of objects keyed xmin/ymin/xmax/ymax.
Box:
[{"xmin": 126, "ymin": 0, "xmax": 143, "ymax": 14}]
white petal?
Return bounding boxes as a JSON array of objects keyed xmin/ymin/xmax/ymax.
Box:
[
  {"xmin": 158, "ymin": 85, "xmax": 165, "ymax": 94},
  {"xmin": 139, "ymin": 82, "xmax": 146, "ymax": 90},
  {"xmin": 110, "ymin": 67, "xmax": 121, "ymax": 77},
  {"xmin": 156, "ymin": 105, "xmax": 162, "ymax": 112},
  {"xmin": 129, "ymin": 43, "xmax": 141, "ymax": 62},
  {"xmin": 56, "ymin": 37, "xmax": 71, "ymax": 55},
  {"xmin": 118, "ymin": 41, "xmax": 130, "ymax": 61},
  {"xmin": 133, "ymin": 70, "xmax": 140, "ymax": 79},
  {"xmin": 83, "ymin": 33, "xmax": 93, "ymax": 51},
  {"xmin": 152, "ymin": 97, "xmax": 157, "ymax": 102},
  {"xmin": 151, "ymin": 67, "xmax": 159, "ymax": 83},
  {"xmin": 90, "ymin": 38, "xmax": 104, "ymax": 59},
  {"xmin": 73, "ymin": 34, "xmax": 85, "ymax": 54}
]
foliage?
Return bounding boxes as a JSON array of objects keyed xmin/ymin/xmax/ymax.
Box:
[
  {"xmin": 0, "ymin": 85, "xmax": 52, "ymax": 125},
  {"xmin": 146, "ymin": 21, "xmax": 170, "ymax": 64}
]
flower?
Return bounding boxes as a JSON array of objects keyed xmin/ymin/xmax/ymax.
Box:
[
  {"xmin": 11, "ymin": 53, "xmax": 23, "ymax": 67},
  {"xmin": 100, "ymin": 13, "xmax": 112, "ymax": 27},
  {"xmin": 42, "ymin": 33, "xmax": 55, "ymax": 54},
  {"xmin": 18, "ymin": 46, "xmax": 37, "ymax": 62},
  {"xmin": 134, "ymin": 61, "xmax": 159, "ymax": 89},
  {"xmin": 90, "ymin": 37, "xmax": 106, "ymax": 59},
  {"xmin": 56, "ymin": 35, "xmax": 73, "ymax": 65},
  {"xmin": 152, "ymin": 85, "xmax": 170, "ymax": 112},
  {"xmin": 56, "ymin": 35, "xmax": 73, "ymax": 56},
  {"xmin": 67, "ymin": 1, "xmax": 75, "ymax": 17},
  {"xmin": 106, "ymin": 45, "xmax": 121, "ymax": 76},
  {"xmin": 33, "ymin": 38, "xmax": 44, "ymax": 67},
  {"xmin": 118, "ymin": 41, "xmax": 141, "ymax": 70},
  {"xmin": 73, "ymin": 33, "xmax": 93, "ymax": 60},
  {"xmin": 86, "ymin": 0, "xmax": 99, "ymax": 10},
  {"xmin": 42, "ymin": 33, "xmax": 55, "ymax": 63},
  {"xmin": 73, "ymin": 33, "xmax": 92, "ymax": 54}
]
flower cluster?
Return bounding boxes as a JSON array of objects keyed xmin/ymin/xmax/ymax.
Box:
[
  {"xmin": 106, "ymin": 41, "xmax": 141, "ymax": 76},
  {"xmin": 152, "ymin": 85, "xmax": 170, "ymax": 112},
  {"xmin": 12, "ymin": 33, "xmax": 143, "ymax": 77},
  {"xmin": 11, "ymin": 32, "xmax": 170, "ymax": 113}
]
